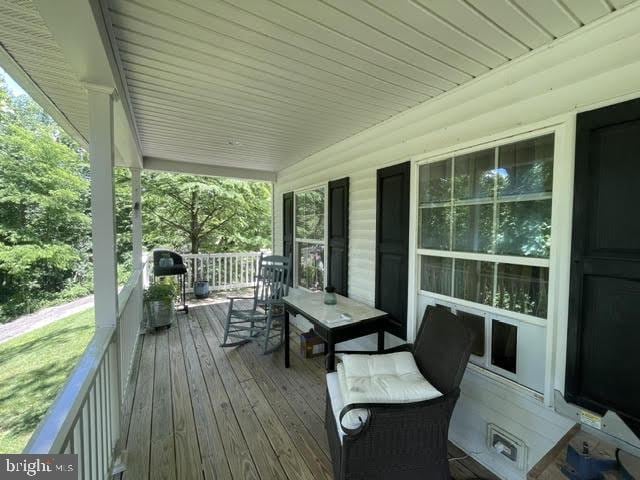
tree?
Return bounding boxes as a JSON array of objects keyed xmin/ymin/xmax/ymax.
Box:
[
  {"xmin": 142, "ymin": 172, "xmax": 271, "ymax": 254},
  {"xmin": 0, "ymin": 77, "xmax": 92, "ymax": 320}
]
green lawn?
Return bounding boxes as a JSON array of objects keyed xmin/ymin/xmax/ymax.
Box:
[{"xmin": 0, "ymin": 309, "xmax": 95, "ymax": 453}]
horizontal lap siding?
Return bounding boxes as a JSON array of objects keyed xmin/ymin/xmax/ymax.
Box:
[{"xmin": 274, "ymin": 8, "xmax": 640, "ymax": 479}]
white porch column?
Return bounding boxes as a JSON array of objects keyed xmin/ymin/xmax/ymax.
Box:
[
  {"xmin": 87, "ymin": 85, "xmax": 123, "ymax": 458},
  {"xmin": 87, "ymin": 85, "xmax": 119, "ymax": 328},
  {"xmin": 131, "ymin": 168, "xmax": 143, "ymax": 270}
]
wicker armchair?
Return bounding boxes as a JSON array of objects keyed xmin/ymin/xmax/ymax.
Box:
[{"xmin": 325, "ymin": 306, "xmax": 474, "ymax": 480}]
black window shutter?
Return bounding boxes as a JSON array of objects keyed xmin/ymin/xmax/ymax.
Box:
[
  {"xmin": 282, "ymin": 191, "xmax": 294, "ymax": 286},
  {"xmin": 375, "ymin": 162, "xmax": 410, "ymax": 340},
  {"xmin": 565, "ymin": 98, "xmax": 640, "ymax": 434},
  {"xmin": 328, "ymin": 177, "xmax": 349, "ymax": 296}
]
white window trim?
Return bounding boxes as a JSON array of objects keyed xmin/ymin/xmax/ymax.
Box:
[
  {"xmin": 409, "ymin": 120, "xmax": 576, "ymax": 406},
  {"xmin": 293, "ymin": 184, "xmax": 328, "ymax": 292}
]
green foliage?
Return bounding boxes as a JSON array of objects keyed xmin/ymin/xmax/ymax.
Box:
[
  {"xmin": 144, "ymin": 280, "xmax": 178, "ymax": 305},
  {"xmin": 0, "ymin": 77, "xmax": 134, "ymax": 321},
  {"xmin": 0, "ymin": 77, "xmax": 92, "ymax": 321},
  {"xmin": 115, "ymin": 168, "xmax": 133, "ymax": 284},
  {"xmin": 294, "ymin": 188, "xmax": 324, "ymax": 240},
  {"xmin": 142, "ymin": 171, "xmax": 271, "ymax": 253}
]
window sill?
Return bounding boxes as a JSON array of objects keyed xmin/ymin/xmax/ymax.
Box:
[{"xmin": 465, "ymin": 363, "xmax": 545, "ymax": 404}]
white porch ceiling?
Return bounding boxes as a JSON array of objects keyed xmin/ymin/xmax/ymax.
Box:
[
  {"xmin": 107, "ymin": 0, "xmax": 635, "ymax": 172},
  {"xmin": 0, "ymin": 0, "xmax": 89, "ymax": 144},
  {"xmin": 1, "ymin": 0, "xmax": 638, "ymax": 176}
]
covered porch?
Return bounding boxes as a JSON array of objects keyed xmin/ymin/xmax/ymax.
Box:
[
  {"xmin": 121, "ymin": 299, "xmax": 497, "ymax": 480},
  {"xmin": 3, "ymin": 0, "xmax": 640, "ymax": 479}
]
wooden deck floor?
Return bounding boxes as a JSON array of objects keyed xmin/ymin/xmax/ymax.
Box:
[{"xmin": 121, "ymin": 300, "xmax": 499, "ymax": 480}]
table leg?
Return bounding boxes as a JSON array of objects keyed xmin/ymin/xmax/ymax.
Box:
[
  {"xmin": 284, "ymin": 310, "xmax": 290, "ymax": 368},
  {"xmin": 327, "ymin": 342, "xmax": 336, "ymax": 372},
  {"xmin": 377, "ymin": 328, "xmax": 385, "ymax": 353}
]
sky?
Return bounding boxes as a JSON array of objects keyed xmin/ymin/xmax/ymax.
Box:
[{"xmin": 0, "ymin": 67, "xmax": 28, "ymax": 97}]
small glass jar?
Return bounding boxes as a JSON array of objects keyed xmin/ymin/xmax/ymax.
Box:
[{"xmin": 324, "ymin": 286, "xmax": 337, "ymax": 305}]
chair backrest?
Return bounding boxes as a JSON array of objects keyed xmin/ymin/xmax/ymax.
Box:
[
  {"xmin": 256, "ymin": 255, "xmax": 290, "ymax": 305},
  {"xmin": 413, "ymin": 306, "xmax": 474, "ymax": 395}
]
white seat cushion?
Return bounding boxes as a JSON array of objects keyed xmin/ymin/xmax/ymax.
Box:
[
  {"xmin": 337, "ymin": 352, "xmax": 442, "ymax": 427},
  {"xmin": 340, "ymin": 352, "xmax": 441, "ymax": 402}
]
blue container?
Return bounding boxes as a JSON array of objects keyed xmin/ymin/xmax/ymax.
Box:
[{"xmin": 194, "ymin": 280, "xmax": 209, "ymax": 299}]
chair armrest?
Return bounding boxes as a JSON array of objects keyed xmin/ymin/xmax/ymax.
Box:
[
  {"xmin": 227, "ymin": 296, "xmax": 256, "ymax": 310},
  {"xmin": 339, "ymin": 389, "xmax": 460, "ymax": 441}
]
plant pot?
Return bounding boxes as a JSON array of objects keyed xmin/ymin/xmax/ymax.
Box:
[
  {"xmin": 194, "ymin": 280, "xmax": 210, "ymax": 299},
  {"xmin": 147, "ymin": 300, "xmax": 175, "ymax": 329}
]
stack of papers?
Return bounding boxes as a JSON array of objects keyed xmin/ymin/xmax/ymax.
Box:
[{"xmin": 325, "ymin": 312, "xmax": 353, "ymax": 325}]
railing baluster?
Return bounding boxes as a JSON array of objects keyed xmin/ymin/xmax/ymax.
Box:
[
  {"xmin": 105, "ymin": 347, "xmax": 112, "ymax": 461},
  {"xmin": 82, "ymin": 401, "xmax": 90, "ymax": 480},
  {"xmin": 100, "ymin": 361, "xmax": 108, "ymax": 477},
  {"xmin": 98, "ymin": 362, "xmax": 104, "ymax": 476},
  {"xmin": 78, "ymin": 412, "xmax": 85, "ymax": 479},
  {"xmin": 95, "ymin": 369, "xmax": 102, "ymax": 479},
  {"xmin": 91, "ymin": 386, "xmax": 98, "ymax": 479},
  {"xmin": 68, "ymin": 423, "xmax": 74, "ymax": 456}
]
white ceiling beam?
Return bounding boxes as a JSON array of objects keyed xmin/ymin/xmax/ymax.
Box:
[
  {"xmin": 143, "ymin": 156, "xmax": 276, "ymax": 182},
  {"xmin": 33, "ymin": 0, "xmax": 142, "ymax": 168}
]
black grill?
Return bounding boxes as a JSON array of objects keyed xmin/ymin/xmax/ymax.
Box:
[{"xmin": 152, "ymin": 249, "xmax": 188, "ymax": 313}]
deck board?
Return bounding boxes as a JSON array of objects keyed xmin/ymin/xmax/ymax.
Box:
[
  {"xmin": 122, "ymin": 301, "xmax": 500, "ymax": 480},
  {"xmin": 167, "ymin": 323, "xmax": 202, "ymax": 480},
  {"xmin": 177, "ymin": 316, "xmax": 232, "ymax": 479},
  {"xmin": 123, "ymin": 333, "xmax": 155, "ymax": 480},
  {"xmin": 149, "ymin": 330, "xmax": 176, "ymax": 480}
]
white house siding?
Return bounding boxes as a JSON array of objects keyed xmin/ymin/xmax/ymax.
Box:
[{"xmin": 274, "ymin": 5, "xmax": 640, "ymax": 479}]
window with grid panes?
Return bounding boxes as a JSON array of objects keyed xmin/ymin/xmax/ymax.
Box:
[
  {"xmin": 419, "ymin": 134, "xmax": 553, "ymax": 318},
  {"xmin": 294, "ymin": 188, "xmax": 326, "ymax": 292}
]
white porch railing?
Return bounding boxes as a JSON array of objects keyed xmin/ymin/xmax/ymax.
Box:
[
  {"xmin": 146, "ymin": 251, "xmax": 268, "ymax": 292},
  {"xmin": 22, "ymin": 252, "xmax": 263, "ymax": 477},
  {"xmin": 24, "ymin": 263, "xmax": 145, "ymax": 480}
]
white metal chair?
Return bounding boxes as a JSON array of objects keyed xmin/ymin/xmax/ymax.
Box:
[{"xmin": 220, "ymin": 255, "xmax": 290, "ymax": 354}]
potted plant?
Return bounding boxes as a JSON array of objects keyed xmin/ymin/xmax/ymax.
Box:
[
  {"xmin": 144, "ymin": 280, "xmax": 178, "ymax": 329},
  {"xmin": 194, "ymin": 279, "xmax": 209, "ymax": 299}
]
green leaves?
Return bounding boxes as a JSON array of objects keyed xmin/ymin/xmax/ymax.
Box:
[
  {"xmin": 142, "ymin": 172, "xmax": 271, "ymax": 254},
  {"xmin": 0, "ymin": 244, "xmax": 80, "ymax": 276},
  {"xmin": 0, "ymin": 79, "xmax": 92, "ymax": 321}
]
